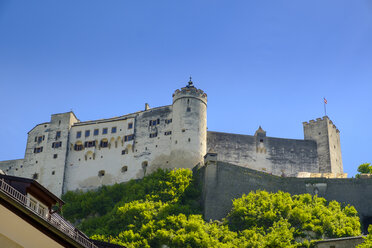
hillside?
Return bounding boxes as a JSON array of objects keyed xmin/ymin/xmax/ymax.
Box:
[{"xmin": 61, "ymin": 168, "xmax": 362, "ymax": 248}]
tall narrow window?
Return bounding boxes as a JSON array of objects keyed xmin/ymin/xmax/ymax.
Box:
[
  {"xmin": 76, "ymin": 131, "xmax": 82, "ymax": 138},
  {"xmin": 85, "ymin": 130, "xmax": 90, "ymax": 137},
  {"xmin": 128, "ymin": 123, "xmax": 133, "ymax": 129},
  {"xmin": 56, "ymin": 131, "xmax": 61, "ymax": 139}
]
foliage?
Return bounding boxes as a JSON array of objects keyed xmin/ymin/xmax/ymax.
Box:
[
  {"xmin": 357, "ymin": 163, "xmax": 372, "ymax": 174},
  {"xmin": 62, "ymin": 169, "xmax": 361, "ymax": 248},
  {"xmin": 357, "ymin": 225, "xmax": 372, "ymax": 248},
  {"xmin": 226, "ymin": 191, "xmax": 361, "ymax": 241}
]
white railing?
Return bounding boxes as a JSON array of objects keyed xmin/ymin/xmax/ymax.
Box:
[{"xmin": 0, "ymin": 179, "xmax": 98, "ymax": 248}]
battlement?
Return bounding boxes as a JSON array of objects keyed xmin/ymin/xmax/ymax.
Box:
[
  {"xmin": 303, "ymin": 116, "xmax": 340, "ymax": 133},
  {"xmin": 172, "ymin": 80, "xmax": 207, "ymax": 104}
]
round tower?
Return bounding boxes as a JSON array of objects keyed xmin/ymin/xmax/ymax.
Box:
[{"xmin": 170, "ymin": 78, "xmax": 207, "ymax": 169}]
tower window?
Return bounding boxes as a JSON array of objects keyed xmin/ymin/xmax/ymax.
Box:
[
  {"xmin": 52, "ymin": 170, "xmax": 55, "ymax": 175},
  {"xmin": 32, "ymin": 173, "xmax": 38, "ymax": 180},
  {"xmin": 128, "ymin": 123, "xmax": 133, "ymax": 129},
  {"xmin": 76, "ymin": 131, "xmax": 82, "ymax": 138},
  {"xmin": 52, "ymin": 141, "xmax": 62, "ymax": 148},
  {"xmin": 34, "ymin": 147, "xmax": 43, "ymax": 153},
  {"xmin": 102, "ymin": 128, "xmax": 108, "ymax": 134},
  {"xmin": 98, "ymin": 170, "xmax": 105, "ymax": 177},
  {"xmin": 53, "ymin": 154, "xmax": 58, "ymax": 159},
  {"xmin": 56, "ymin": 131, "xmax": 61, "ymax": 139},
  {"xmin": 94, "ymin": 129, "xmax": 99, "ymax": 136},
  {"xmin": 188, "ymin": 138, "xmax": 191, "ymax": 142},
  {"xmin": 85, "ymin": 130, "xmax": 90, "ymax": 137},
  {"xmin": 187, "ymin": 107, "xmax": 191, "ymax": 112}
]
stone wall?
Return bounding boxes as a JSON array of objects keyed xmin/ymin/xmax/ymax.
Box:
[
  {"xmin": 200, "ymin": 161, "xmax": 372, "ymax": 233},
  {"xmin": 207, "ymin": 131, "xmax": 319, "ymax": 177}
]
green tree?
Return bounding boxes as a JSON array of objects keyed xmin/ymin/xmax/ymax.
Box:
[
  {"xmin": 357, "ymin": 225, "xmax": 372, "ymax": 248},
  {"xmin": 357, "ymin": 163, "xmax": 372, "ymax": 174}
]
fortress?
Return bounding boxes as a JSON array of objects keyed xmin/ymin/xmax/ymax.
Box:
[{"xmin": 0, "ymin": 80, "xmax": 346, "ymax": 197}]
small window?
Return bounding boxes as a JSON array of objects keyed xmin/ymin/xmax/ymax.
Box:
[
  {"xmin": 94, "ymin": 129, "xmax": 99, "ymax": 136},
  {"xmin": 52, "ymin": 170, "xmax": 55, "ymax": 175},
  {"xmin": 111, "ymin": 127, "xmax": 117, "ymax": 133},
  {"xmin": 121, "ymin": 166, "xmax": 128, "ymax": 173},
  {"xmin": 98, "ymin": 170, "xmax": 105, "ymax": 177},
  {"xmin": 37, "ymin": 136, "xmax": 43, "ymax": 143},
  {"xmin": 52, "ymin": 141, "xmax": 62, "ymax": 148},
  {"xmin": 85, "ymin": 130, "xmax": 90, "ymax": 137},
  {"xmin": 188, "ymin": 138, "xmax": 191, "ymax": 142},
  {"xmin": 165, "ymin": 119, "xmax": 172, "ymax": 124},
  {"xmin": 53, "ymin": 154, "xmax": 58, "ymax": 159},
  {"xmin": 260, "ymin": 139, "xmax": 263, "ymax": 143},
  {"xmin": 32, "ymin": 173, "xmax": 38, "ymax": 180},
  {"xmin": 164, "ymin": 131, "xmax": 172, "ymax": 136},
  {"xmin": 124, "ymin": 134, "xmax": 134, "ymax": 142},
  {"xmin": 122, "ymin": 149, "xmax": 128, "ymax": 155},
  {"xmin": 74, "ymin": 144, "xmax": 84, "ymax": 151},
  {"xmin": 318, "ymin": 132, "xmax": 321, "ymax": 135},
  {"xmin": 102, "ymin": 128, "xmax": 108, "ymax": 134},
  {"xmin": 128, "ymin": 123, "xmax": 133, "ymax": 129},
  {"xmin": 149, "ymin": 133, "xmax": 157, "ymax": 138},
  {"xmin": 100, "ymin": 140, "xmax": 108, "ymax": 148},
  {"xmin": 34, "ymin": 147, "xmax": 43, "ymax": 153},
  {"xmin": 56, "ymin": 131, "xmax": 61, "ymax": 139},
  {"xmin": 84, "ymin": 141, "xmax": 96, "ymax": 148},
  {"xmin": 187, "ymin": 107, "xmax": 191, "ymax": 112},
  {"xmin": 76, "ymin": 131, "xmax": 82, "ymax": 138},
  {"xmin": 34, "ymin": 136, "xmax": 37, "ymax": 142},
  {"xmin": 182, "ymin": 129, "xmax": 186, "ymax": 133}
]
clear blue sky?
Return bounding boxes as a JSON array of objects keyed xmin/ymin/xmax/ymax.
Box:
[{"xmin": 0, "ymin": 1, "xmax": 371, "ymax": 176}]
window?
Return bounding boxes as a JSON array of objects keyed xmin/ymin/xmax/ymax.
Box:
[
  {"xmin": 34, "ymin": 147, "xmax": 43, "ymax": 153},
  {"xmin": 149, "ymin": 132, "xmax": 157, "ymax": 138},
  {"xmin": 34, "ymin": 136, "xmax": 37, "ymax": 142},
  {"xmin": 121, "ymin": 166, "xmax": 128, "ymax": 173},
  {"xmin": 149, "ymin": 119, "xmax": 160, "ymax": 126},
  {"xmin": 102, "ymin": 128, "xmax": 108, "ymax": 134},
  {"xmin": 111, "ymin": 127, "xmax": 117, "ymax": 133},
  {"xmin": 124, "ymin": 134, "xmax": 134, "ymax": 142},
  {"xmin": 94, "ymin": 129, "xmax": 99, "ymax": 136},
  {"xmin": 85, "ymin": 130, "xmax": 90, "ymax": 137},
  {"xmin": 53, "ymin": 154, "xmax": 58, "ymax": 159},
  {"xmin": 98, "ymin": 170, "xmax": 105, "ymax": 177},
  {"xmin": 84, "ymin": 141, "xmax": 96, "ymax": 148},
  {"xmin": 32, "ymin": 173, "xmax": 39, "ymax": 180},
  {"xmin": 76, "ymin": 131, "xmax": 81, "ymax": 138},
  {"xmin": 121, "ymin": 149, "xmax": 128, "ymax": 155},
  {"xmin": 187, "ymin": 107, "xmax": 191, "ymax": 112},
  {"xmin": 52, "ymin": 141, "xmax": 62, "ymax": 148},
  {"xmin": 100, "ymin": 139, "xmax": 108, "ymax": 148},
  {"xmin": 52, "ymin": 170, "xmax": 55, "ymax": 175},
  {"xmin": 128, "ymin": 123, "xmax": 133, "ymax": 129},
  {"xmin": 37, "ymin": 136, "xmax": 43, "ymax": 143},
  {"xmin": 56, "ymin": 131, "xmax": 61, "ymax": 139},
  {"xmin": 165, "ymin": 119, "xmax": 172, "ymax": 124},
  {"xmin": 74, "ymin": 143, "xmax": 84, "ymax": 151},
  {"xmin": 164, "ymin": 131, "xmax": 172, "ymax": 136}
]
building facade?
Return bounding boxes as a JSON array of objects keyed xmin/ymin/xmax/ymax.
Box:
[{"xmin": 0, "ymin": 81, "xmax": 345, "ymax": 196}]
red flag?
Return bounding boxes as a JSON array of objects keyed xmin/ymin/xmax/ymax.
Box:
[{"xmin": 324, "ymin": 98, "xmax": 327, "ymax": 104}]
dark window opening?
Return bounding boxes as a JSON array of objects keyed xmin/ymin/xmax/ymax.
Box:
[
  {"xmin": 164, "ymin": 131, "xmax": 172, "ymax": 136},
  {"xmin": 111, "ymin": 127, "xmax": 117, "ymax": 133},
  {"xmin": 187, "ymin": 107, "xmax": 191, "ymax": 112},
  {"xmin": 32, "ymin": 173, "xmax": 38, "ymax": 180},
  {"xmin": 260, "ymin": 139, "xmax": 263, "ymax": 142},
  {"xmin": 85, "ymin": 130, "xmax": 90, "ymax": 137},
  {"xmin": 122, "ymin": 149, "xmax": 128, "ymax": 155},
  {"xmin": 34, "ymin": 147, "xmax": 43, "ymax": 153},
  {"xmin": 52, "ymin": 141, "xmax": 62, "ymax": 148},
  {"xmin": 52, "ymin": 171, "xmax": 55, "ymax": 175},
  {"xmin": 98, "ymin": 170, "xmax": 105, "ymax": 177},
  {"xmin": 165, "ymin": 119, "xmax": 172, "ymax": 124},
  {"xmin": 128, "ymin": 123, "xmax": 133, "ymax": 129},
  {"xmin": 124, "ymin": 134, "xmax": 135, "ymax": 142},
  {"xmin": 100, "ymin": 140, "xmax": 108, "ymax": 148},
  {"xmin": 94, "ymin": 129, "xmax": 99, "ymax": 136},
  {"xmin": 149, "ymin": 133, "xmax": 158, "ymax": 138},
  {"xmin": 121, "ymin": 166, "xmax": 128, "ymax": 173},
  {"xmin": 76, "ymin": 131, "xmax": 82, "ymax": 138},
  {"xmin": 102, "ymin": 128, "xmax": 108, "ymax": 134},
  {"xmin": 53, "ymin": 154, "xmax": 58, "ymax": 159},
  {"xmin": 56, "ymin": 131, "xmax": 61, "ymax": 139},
  {"xmin": 74, "ymin": 144, "xmax": 84, "ymax": 151},
  {"xmin": 84, "ymin": 141, "xmax": 96, "ymax": 148},
  {"xmin": 188, "ymin": 138, "xmax": 191, "ymax": 142}
]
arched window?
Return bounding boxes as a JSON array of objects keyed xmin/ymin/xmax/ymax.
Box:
[{"xmin": 100, "ymin": 138, "xmax": 108, "ymax": 148}]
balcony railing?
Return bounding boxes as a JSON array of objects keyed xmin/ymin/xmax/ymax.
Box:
[{"xmin": 0, "ymin": 179, "xmax": 98, "ymax": 248}]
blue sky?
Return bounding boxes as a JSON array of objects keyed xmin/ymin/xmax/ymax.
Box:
[{"xmin": 0, "ymin": 1, "xmax": 371, "ymax": 176}]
